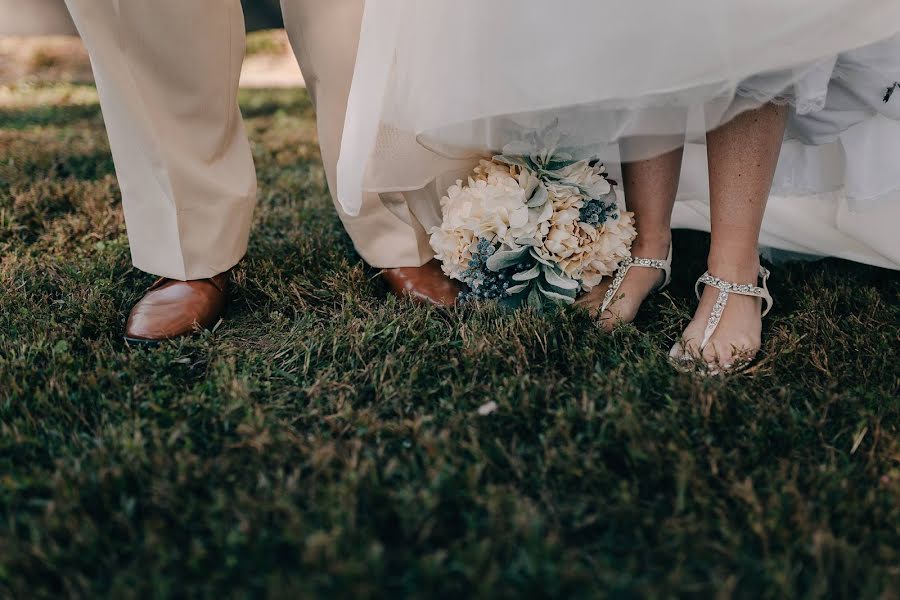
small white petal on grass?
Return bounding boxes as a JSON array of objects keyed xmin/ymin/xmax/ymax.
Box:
[{"xmin": 477, "ymin": 401, "xmax": 498, "ymax": 416}]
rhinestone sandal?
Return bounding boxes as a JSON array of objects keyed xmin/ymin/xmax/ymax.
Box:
[
  {"xmin": 599, "ymin": 243, "xmax": 673, "ymax": 318},
  {"xmin": 669, "ymin": 266, "xmax": 773, "ymax": 375}
]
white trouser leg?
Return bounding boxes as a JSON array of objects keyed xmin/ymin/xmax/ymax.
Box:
[{"xmin": 64, "ymin": 0, "xmax": 257, "ymax": 280}]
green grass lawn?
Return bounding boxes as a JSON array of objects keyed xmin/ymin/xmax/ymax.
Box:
[{"xmin": 1, "ymin": 83, "xmax": 899, "ymax": 599}]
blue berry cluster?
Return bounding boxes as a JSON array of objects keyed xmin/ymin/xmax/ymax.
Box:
[
  {"xmin": 459, "ymin": 239, "xmax": 514, "ymax": 303},
  {"xmin": 579, "ymin": 198, "xmax": 618, "ymax": 227}
]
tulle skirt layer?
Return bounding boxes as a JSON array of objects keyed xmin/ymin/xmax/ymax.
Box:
[
  {"xmin": 397, "ymin": 117, "xmax": 900, "ymax": 271},
  {"xmin": 337, "ymin": 0, "xmax": 900, "ymax": 269}
]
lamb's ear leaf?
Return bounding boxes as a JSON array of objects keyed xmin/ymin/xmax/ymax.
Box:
[
  {"xmin": 505, "ymin": 283, "xmax": 531, "ymax": 295},
  {"xmin": 543, "ymin": 158, "xmax": 578, "ymax": 172},
  {"xmin": 512, "ymin": 263, "xmax": 541, "ymax": 281},
  {"xmin": 542, "ymin": 266, "xmax": 579, "ymax": 290},
  {"xmin": 494, "ymin": 153, "xmax": 538, "ymax": 172},
  {"xmin": 537, "ymin": 282, "xmax": 576, "ymax": 305},
  {"xmin": 485, "ymin": 246, "xmax": 529, "ymax": 272},
  {"xmin": 530, "ymin": 249, "xmax": 555, "ymax": 267},
  {"xmin": 494, "ymin": 154, "xmax": 529, "ymax": 169},
  {"xmin": 527, "ymin": 286, "xmax": 545, "ymax": 311},
  {"xmin": 545, "ymin": 282, "xmax": 578, "ymax": 299},
  {"xmin": 552, "ymin": 145, "xmax": 576, "ymax": 161},
  {"xmin": 526, "ymin": 185, "xmax": 549, "ymax": 208},
  {"xmin": 514, "ymin": 236, "xmax": 541, "ymax": 247}
]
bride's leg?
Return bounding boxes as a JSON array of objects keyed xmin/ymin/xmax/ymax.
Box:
[
  {"xmin": 578, "ymin": 142, "xmax": 683, "ymax": 330},
  {"xmin": 678, "ymin": 103, "xmax": 788, "ymax": 366}
]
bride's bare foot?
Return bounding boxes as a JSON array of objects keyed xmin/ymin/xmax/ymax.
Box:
[
  {"xmin": 577, "ymin": 236, "xmax": 671, "ymax": 331},
  {"xmin": 671, "ymin": 258, "xmax": 765, "ymax": 371}
]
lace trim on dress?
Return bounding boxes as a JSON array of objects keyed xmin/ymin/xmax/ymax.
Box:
[{"xmin": 734, "ymin": 86, "xmax": 828, "ymax": 115}]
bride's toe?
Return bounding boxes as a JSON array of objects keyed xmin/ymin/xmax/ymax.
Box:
[
  {"xmin": 668, "ymin": 341, "xmax": 688, "ymax": 362},
  {"xmin": 598, "ymin": 307, "xmax": 625, "ymax": 331},
  {"xmin": 701, "ymin": 340, "xmax": 726, "ymax": 366},
  {"xmin": 700, "ymin": 337, "xmax": 759, "ymax": 372},
  {"xmin": 671, "ymin": 266, "xmax": 772, "ymax": 374},
  {"xmin": 669, "ymin": 334, "xmax": 701, "ymax": 365}
]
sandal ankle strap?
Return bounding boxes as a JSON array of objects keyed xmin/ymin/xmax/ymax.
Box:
[
  {"xmin": 695, "ymin": 266, "xmax": 773, "ymax": 350},
  {"xmin": 600, "ymin": 243, "xmax": 673, "ymax": 313}
]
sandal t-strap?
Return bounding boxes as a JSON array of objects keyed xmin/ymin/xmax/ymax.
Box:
[
  {"xmin": 695, "ymin": 266, "xmax": 773, "ymax": 352},
  {"xmin": 600, "ymin": 244, "xmax": 673, "ymax": 314}
]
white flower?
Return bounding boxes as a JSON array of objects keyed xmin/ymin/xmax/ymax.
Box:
[
  {"xmin": 429, "ymin": 160, "xmax": 555, "ymax": 281},
  {"xmin": 553, "ymin": 160, "xmax": 612, "ymax": 199},
  {"xmin": 469, "ymin": 160, "xmax": 551, "ymax": 246},
  {"xmin": 430, "ymin": 153, "xmax": 636, "ymax": 297},
  {"xmin": 536, "ymin": 185, "xmax": 636, "ymax": 291},
  {"xmin": 430, "ymin": 225, "xmax": 477, "ymax": 281},
  {"xmin": 575, "ymin": 211, "xmax": 637, "ymax": 289}
]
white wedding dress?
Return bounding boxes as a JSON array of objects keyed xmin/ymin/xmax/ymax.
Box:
[{"xmin": 337, "ymin": 0, "xmax": 900, "ymax": 270}]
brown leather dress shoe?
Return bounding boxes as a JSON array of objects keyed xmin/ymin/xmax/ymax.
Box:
[
  {"xmin": 124, "ymin": 273, "xmax": 229, "ymax": 344},
  {"xmin": 380, "ymin": 260, "xmax": 461, "ymax": 307}
]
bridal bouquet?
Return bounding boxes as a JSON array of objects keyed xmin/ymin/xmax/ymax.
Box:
[{"xmin": 430, "ymin": 135, "xmax": 636, "ymax": 310}]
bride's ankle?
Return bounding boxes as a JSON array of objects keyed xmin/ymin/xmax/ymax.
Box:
[
  {"xmin": 631, "ymin": 232, "xmax": 671, "ymax": 258},
  {"xmin": 706, "ymin": 253, "xmax": 761, "ymax": 283}
]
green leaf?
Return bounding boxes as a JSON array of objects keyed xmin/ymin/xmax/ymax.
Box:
[
  {"xmin": 537, "ymin": 282, "xmax": 576, "ymax": 305},
  {"xmin": 494, "ymin": 153, "xmax": 536, "ymax": 172},
  {"xmin": 526, "ymin": 185, "xmax": 549, "ymax": 208},
  {"xmin": 545, "ymin": 282, "xmax": 578, "ymax": 299},
  {"xmin": 512, "ymin": 263, "xmax": 541, "ymax": 281},
  {"xmin": 485, "ymin": 246, "xmax": 530, "ymax": 272},
  {"xmin": 542, "ymin": 266, "xmax": 579, "ymax": 290},
  {"xmin": 514, "ymin": 237, "xmax": 541, "ymax": 247},
  {"xmin": 544, "ymin": 158, "xmax": 578, "ymax": 171},
  {"xmin": 506, "ymin": 282, "xmax": 531, "ymax": 295},
  {"xmin": 527, "ymin": 286, "xmax": 545, "ymax": 310},
  {"xmin": 529, "ymin": 249, "xmax": 555, "ymax": 267}
]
